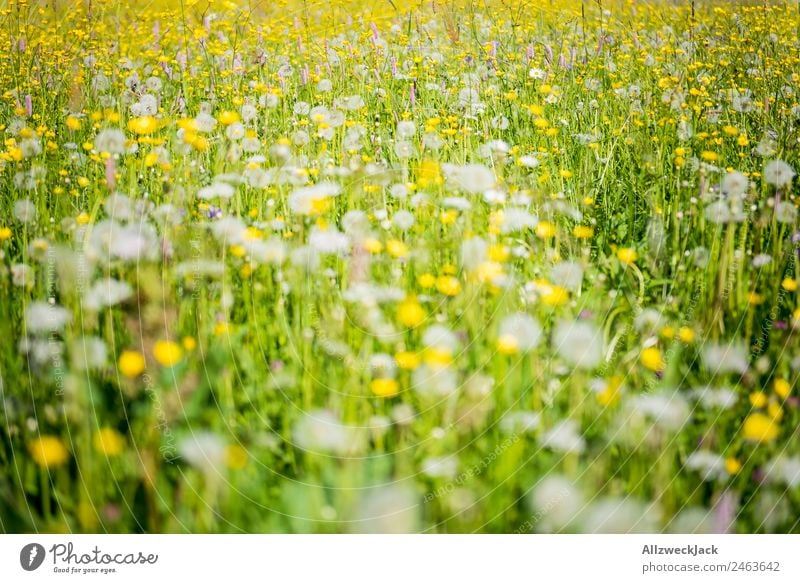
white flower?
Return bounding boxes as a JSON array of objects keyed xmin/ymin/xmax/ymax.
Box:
[
  {"xmin": 528, "ymin": 475, "xmax": 583, "ymax": 532},
  {"xmin": 394, "ymin": 140, "xmax": 415, "ymax": 159},
  {"xmin": 210, "ymin": 217, "xmax": 246, "ymax": 244},
  {"xmin": 11, "ymin": 263, "xmax": 34, "ymax": 287},
  {"xmin": 336, "ymin": 95, "xmax": 365, "ymax": 110},
  {"xmin": 442, "ymin": 163, "xmax": 496, "ymax": 194},
  {"xmin": 309, "ymin": 227, "xmax": 349, "ymax": 254},
  {"xmin": 499, "ymin": 411, "xmax": 540, "ymax": 434},
  {"xmin": 721, "ymin": 171, "xmax": 749, "ymax": 198},
  {"xmin": 685, "ymin": 451, "xmax": 727, "ymax": 481},
  {"xmin": 704, "ymin": 200, "xmax": 731, "ymax": 224},
  {"xmin": 442, "ymin": 196, "xmax": 472, "ymax": 211},
  {"xmin": 225, "ymin": 122, "xmax": 245, "ymax": 140},
  {"xmin": 240, "ymin": 103, "xmax": 257, "ymax": 122},
  {"xmin": 89, "ymin": 220, "xmax": 159, "ymax": 263},
  {"xmin": 498, "ymin": 313, "xmax": 542, "ymax": 352},
  {"xmin": 542, "ymin": 420, "xmax": 585, "ymax": 454},
  {"xmin": 752, "ymin": 254, "xmax": 772, "ymax": 268},
  {"xmin": 411, "ymin": 364, "xmax": 458, "ymax": 397},
  {"xmin": 669, "ymin": 507, "xmax": 715, "ymax": 534},
  {"xmin": 550, "ymin": 261, "xmax": 584, "ymax": 290},
  {"xmin": 342, "ymin": 210, "xmax": 370, "ymax": 236},
  {"xmin": 83, "ymin": 277, "xmax": 133, "ymax": 310},
  {"xmin": 13, "ymin": 199, "xmax": 37, "ymax": 223},
  {"xmin": 460, "ymin": 237, "xmax": 488, "ymax": 271},
  {"xmin": 293, "ymin": 101, "xmax": 310, "ymax": 115},
  {"xmin": 178, "ymin": 431, "xmax": 227, "ymax": 475},
  {"xmin": 392, "ymin": 210, "xmax": 415, "ymax": 231},
  {"xmin": 499, "ymin": 208, "xmax": 537, "ymax": 233},
  {"xmin": 764, "ymin": 456, "xmax": 800, "ymax": 488},
  {"xmin": 71, "ymin": 336, "xmax": 108, "ymax": 370},
  {"xmin": 389, "ymin": 183, "xmax": 408, "ymax": 200},
  {"xmin": 628, "ymin": 391, "xmax": 690, "ymax": 431},
  {"xmin": 763, "ymin": 159, "xmax": 795, "ymax": 187},
  {"xmin": 421, "ymin": 456, "xmax": 458, "ymax": 479},
  {"xmin": 396, "ymin": 120, "xmax": 416, "ymax": 138},
  {"xmin": 198, "ymin": 181, "xmax": 235, "ymax": 200},
  {"xmin": 422, "ymin": 324, "xmax": 460, "ymax": 354},
  {"xmin": 104, "ymin": 193, "xmax": 134, "ymax": 221},
  {"xmin": 245, "ymin": 167, "xmax": 272, "ymax": 188},
  {"xmin": 351, "ymin": 485, "xmax": 419, "ymax": 533},
  {"xmin": 94, "ymin": 128, "xmax": 126, "ymax": 154},
  {"xmin": 553, "ymin": 320, "xmax": 604, "ymax": 369},
  {"xmin": 288, "ymin": 182, "xmax": 341, "ymax": 215},
  {"xmin": 246, "ymin": 237, "xmax": 287, "ymax": 265},
  {"xmin": 194, "ymin": 112, "xmax": 217, "ymax": 132},
  {"xmin": 290, "ymin": 246, "xmax": 320, "ymax": 272},
  {"xmin": 702, "ymin": 342, "xmax": 749, "ymax": 375},
  {"xmin": 690, "ymin": 386, "xmax": 738, "ymax": 410},
  {"xmin": 25, "ymin": 301, "xmax": 71, "ymax": 335},
  {"xmin": 775, "ymin": 201, "xmax": 797, "ymax": 224},
  {"xmin": 293, "ymin": 409, "xmax": 363, "ymax": 455},
  {"xmin": 580, "ymin": 498, "xmax": 659, "ymax": 533}
]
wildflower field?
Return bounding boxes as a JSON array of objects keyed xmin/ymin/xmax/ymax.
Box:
[{"xmin": 1, "ymin": 0, "xmax": 799, "ymax": 534}]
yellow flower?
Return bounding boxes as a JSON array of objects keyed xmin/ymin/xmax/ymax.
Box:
[
  {"xmin": 724, "ymin": 457, "xmax": 742, "ymax": 475},
  {"xmin": 93, "ymin": 428, "xmax": 125, "ymax": 456},
  {"xmin": 541, "ymin": 285, "xmax": 568, "ymax": 306},
  {"xmin": 127, "ymin": 115, "xmax": 158, "ymax": 135},
  {"xmin": 700, "ymin": 151, "xmax": 718, "ymax": 162},
  {"xmin": 678, "ymin": 327, "xmax": 695, "ymax": 343},
  {"xmin": 0, "ymin": 227, "xmax": 12, "ymax": 241},
  {"xmin": 370, "ymin": 378, "xmax": 399, "ymax": 397},
  {"xmin": 596, "ymin": 375, "xmax": 623, "ymax": 407},
  {"xmin": 218, "ymin": 111, "xmax": 240, "ymax": 126},
  {"xmin": 767, "ymin": 402, "xmax": 784, "ymax": 421},
  {"xmin": 363, "ymin": 238, "xmax": 383, "ymax": 254},
  {"xmin": 153, "ymin": 340, "xmax": 183, "ymax": 367},
  {"xmin": 225, "ymin": 444, "xmax": 249, "ymax": 469},
  {"xmin": 616, "ymin": 247, "xmax": 637, "ymax": 265},
  {"xmin": 417, "ymin": 273, "xmax": 436, "ymax": 288},
  {"xmin": 436, "ymin": 275, "xmax": 462, "ymax": 296},
  {"xmin": 395, "ymin": 351, "xmax": 421, "ymax": 370},
  {"xmin": 386, "ymin": 239, "xmax": 409, "ymax": 258},
  {"xmin": 28, "ymin": 436, "xmax": 69, "ymax": 468},
  {"xmin": 66, "ymin": 116, "xmax": 82, "ymax": 130},
  {"xmin": 641, "ymin": 347, "xmax": 665, "ymax": 372},
  {"xmin": 496, "ymin": 334, "xmax": 519, "ymax": 355},
  {"xmin": 742, "ymin": 413, "xmax": 779, "ymax": 443},
  {"xmin": 213, "ymin": 321, "xmax": 231, "ymax": 336},
  {"xmin": 488, "ymin": 244, "xmax": 510, "ymax": 262},
  {"xmin": 535, "ymin": 221, "xmax": 556, "ymax": 239},
  {"xmin": 749, "ymin": 391, "xmax": 767, "ymax": 408},
  {"xmin": 118, "ymin": 350, "xmax": 146, "ymax": 378},
  {"xmin": 781, "ymin": 278, "xmax": 798, "ymax": 292},
  {"xmin": 397, "ymin": 297, "xmax": 426, "ymax": 328},
  {"xmin": 573, "ymin": 225, "xmax": 594, "ymax": 239},
  {"xmin": 424, "ymin": 347, "xmax": 453, "ymax": 367},
  {"xmin": 774, "ymin": 378, "xmax": 792, "ymax": 399},
  {"xmin": 182, "ymin": 337, "xmax": 197, "ymax": 351}
]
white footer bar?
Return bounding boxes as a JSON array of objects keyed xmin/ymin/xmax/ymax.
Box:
[{"xmin": 1, "ymin": 535, "xmax": 796, "ymax": 582}]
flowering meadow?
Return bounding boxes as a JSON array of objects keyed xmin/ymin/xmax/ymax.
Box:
[{"xmin": 1, "ymin": 0, "xmax": 799, "ymax": 534}]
